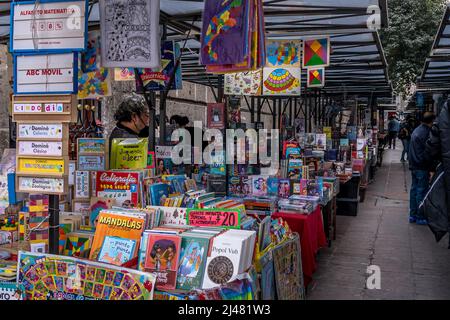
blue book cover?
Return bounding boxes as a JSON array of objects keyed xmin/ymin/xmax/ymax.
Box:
[
  {"xmin": 150, "ymin": 183, "xmax": 170, "ymax": 206},
  {"xmin": 347, "ymin": 127, "xmax": 357, "ymax": 141},
  {"xmin": 267, "ymin": 177, "xmax": 279, "ymax": 196},
  {"xmin": 98, "ymin": 236, "xmax": 136, "ymax": 266}
]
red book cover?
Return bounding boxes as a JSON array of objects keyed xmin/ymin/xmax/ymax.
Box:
[
  {"xmin": 144, "ymin": 233, "xmax": 181, "ymax": 291},
  {"xmin": 95, "ymin": 171, "xmax": 140, "ymax": 207},
  {"xmin": 207, "ymin": 103, "xmax": 225, "ymax": 129}
]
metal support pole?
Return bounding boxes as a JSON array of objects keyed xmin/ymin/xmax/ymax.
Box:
[
  {"xmin": 250, "ymin": 97, "xmax": 255, "ymax": 123},
  {"xmin": 257, "ymin": 97, "xmax": 261, "ymax": 122},
  {"xmin": 49, "ymin": 195, "xmax": 59, "ymax": 254}
]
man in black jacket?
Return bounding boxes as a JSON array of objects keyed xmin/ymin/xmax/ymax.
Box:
[
  {"xmin": 408, "ymin": 112, "xmax": 435, "ymax": 225},
  {"xmin": 424, "ymin": 102, "xmax": 450, "ymax": 247}
]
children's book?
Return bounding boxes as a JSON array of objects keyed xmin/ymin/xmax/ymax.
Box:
[
  {"xmin": 287, "ymin": 155, "xmax": 303, "ymax": 179},
  {"xmin": 95, "ymin": 171, "xmax": 141, "ymax": 207},
  {"xmin": 267, "ymin": 177, "xmax": 279, "ymax": 196},
  {"xmin": 176, "ymin": 233, "xmax": 212, "ymax": 290},
  {"xmin": 89, "ymin": 210, "xmax": 145, "ymax": 261},
  {"xmin": 316, "ymin": 134, "xmax": 327, "ymax": 150},
  {"xmin": 98, "ymin": 236, "xmax": 136, "ymax": 266},
  {"xmin": 228, "ymin": 176, "xmax": 242, "ymax": 197},
  {"xmin": 145, "ymin": 233, "xmax": 182, "ymax": 291},
  {"xmin": 151, "ymin": 206, "xmax": 187, "ymax": 226},
  {"xmin": 278, "ymin": 179, "xmax": 290, "ymax": 199},
  {"xmin": 252, "ymin": 176, "xmax": 268, "ymax": 197},
  {"xmin": 240, "ymin": 176, "xmax": 252, "ymax": 196},
  {"xmin": 110, "ymin": 138, "xmax": 148, "ymax": 170},
  {"xmin": 258, "ymin": 216, "xmax": 272, "ymax": 252},
  {"xmin": 149, "ymin": 183, "xmax": 171, "ymax": 206}
]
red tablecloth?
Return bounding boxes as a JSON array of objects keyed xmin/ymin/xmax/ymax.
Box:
[{"xmin": 272, "ymin": 206, "xmax": 327, "ymax": 287}]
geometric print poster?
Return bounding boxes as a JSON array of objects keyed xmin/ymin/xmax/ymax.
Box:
[
  {"xmin": 307, "ymin": 68, "xmax": 325, "ymax": 88},
  {"xmin": 303, "ymin": 37, "xmax": 330, "ymax": 68}
]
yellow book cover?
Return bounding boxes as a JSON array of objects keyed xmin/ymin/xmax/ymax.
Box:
[{"xmin": 89, "ymin": 211, "xmax": 145, "ymax": 261}]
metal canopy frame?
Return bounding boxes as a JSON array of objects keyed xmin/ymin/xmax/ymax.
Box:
[
  {"xmin": 0, "ymin": 0, "xmax": 392, "ymax": 97},
  {"xmin": 418, "ymin": 4, "xmax": 450, "ymax": 91}
]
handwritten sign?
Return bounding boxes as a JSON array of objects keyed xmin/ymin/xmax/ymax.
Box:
[
  {"xmin": 155, "ymin": 146, "xmax": 173, "ymax": 159},
  {"xmin": 18, "ymin": 141, "xmax": 63, "ymax": 157},
  {"xmin": 14, "ymin": 52, "xmax": 77, "ymax": 94},
  {"xmin": 17, "ymin": 157, "xmax": 66, "ymax": 175},
  {"xmin": 11, "ymin": 0, "xmax": 87, "ymax": 52},
  {"xmin": 186, "ymin": 209, "xmax": 241, "ymax": 229},
  {"xmin": 17, "ymin": 176, "xmax": 65, "ymax": 194},
  {"xmin": 18, "ymin": 124, "xmax": 64, "ymax": 140},
  {"xmin": 13, "ymin": 103, "xmax": 68, "ymax": 114}
]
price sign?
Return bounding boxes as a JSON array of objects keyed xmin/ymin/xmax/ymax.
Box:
[{"xmin": 186, "ymin": 209, "xmax": 241, "ymax": 229}]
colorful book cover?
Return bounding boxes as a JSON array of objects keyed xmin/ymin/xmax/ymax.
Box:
[
  {"xmin": 207, "ymin": 103, "xmax": 225, "ymax": 129},
  {"xmin": 278, "ymin": 179, "xmax": 290, "ymax": 199},
  {"xmin": 287, "ymin": 155, "xmax": 303, "ymax": 179},
  {"xmin": 95, "ymin": 171, "xmax": 140, "ymax": 207},
  {"xmin": 267, "ymin": 177, "xmax": 279, "ymax": 196},
  {"xmin": 340, "ymin": 138, "xmax": 349, "ymax": 147},
  {"xmin": 305, "ymin": 133, "xmax": 316, "ymax": 146},
  {"xmin": 290, "ymin": 180, "xmax": 301, "ymax": 195},
  {"xmin": 145, "ymin": 233, "xmax": 181, "ymax": 291},
  {"xmin": 111, "ymin": 138, "xmax": 148, "ymax": 170},
  {"xmin": 252, "ymin": 176, "xmax": 268, "ymax": 197},
  {"xmin": 240, "ymin": 176, "xmax": 252, "ymax": 196},
  {"xmin": 98, "ymin": 236, "xmax": 136, "ymax": 266},
  {"xmin": 347, "ymin": 126, "xmax": 357, "ymax": 140},
  {"xmin": 63, "ymin": 233, "xmax": 93, "ymax": 258},
  {"xmin": 316, "ymin": 134, "xmax": 327, "ymax": 150},
  {"xmin": 89, "ymin": 197, "xmax": 115, "ymax": 227},
  {"xmin": 176, "ymin": 234, "xmax": 210, "ymax": 290},
  {"xmin": 89, "ymin": 211, "xmax": 145, "ymax": 261},
  {"xmin": 228, "ymin": 176, "xmax": 242, "ymax": 197},
  {"xmin": 149, "ymin": 183, "xmax": 170, "ymax": 206}
]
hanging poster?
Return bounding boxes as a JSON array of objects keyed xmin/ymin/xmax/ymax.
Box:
[
  {"xmin": 262, "ymin": 67, "xmax": 301, "ymax": 96},
  {"xmin": 81, "ymin": 31, "xmax": 101, "ymax": 73},
  {"xmin": 224, "ymin": 70, "xmax": 262, "ymax": 96},
  {"xmin": 200, "ymin": 0, "xmax": 249, "ymax": 65},
  {"xmin": 266, "ymin": 39, "xmax": 301, "ymax": 68},
  {"xmin": 14, "ymin": 52, "xmax": 78, "ymax": 94},
  {"xmin": 77, "ymin": 67, "xmax": 112, "ymax": 99},
  {"xmin": 135, "ymin": 40, "xmax": 182, "ymax": 92},
  {"xmin": 114, "ymin": 68, "xmax": 135, "ymax": 81},
  {"xmin": 307, "ymin": 68, "xmax": 325, "ymax": 88},
  {"xmin": 10, "ymin": 0, "xmax": 88, "ymax": 52},
  {"xmin": 303, "ymin": 37, "xmax": 330, "ymax": 68},
  {"xmin": 99, "ymin": 0, "xmax": 160, "ymax": 68},
  {"xmin": 17, "ymin": 251, "xmax": 156, "ymax": 300}
]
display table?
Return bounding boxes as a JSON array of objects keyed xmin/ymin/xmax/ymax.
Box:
[{"xmin": 272, "ymin": 207, "xmax": 327, "ymax": 288}]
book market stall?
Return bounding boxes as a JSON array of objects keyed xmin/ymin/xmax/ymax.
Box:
[{"xmin": 0, "ymin": 0, "xmax": 392, "ymax": 301}]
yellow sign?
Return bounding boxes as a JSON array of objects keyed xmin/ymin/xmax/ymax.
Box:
[{"xmin": 18, "ymin": 158, "xmax": 65, "ymax": 175}]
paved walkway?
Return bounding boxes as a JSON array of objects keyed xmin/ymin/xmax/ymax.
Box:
[{"xmin": 307, "ymin": 144, "xmax": 450, "ymax": 300}]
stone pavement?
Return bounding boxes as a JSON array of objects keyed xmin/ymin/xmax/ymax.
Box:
[{"xmin": 307, "ymin": 144, "xmax": 450, "ymax": 300}]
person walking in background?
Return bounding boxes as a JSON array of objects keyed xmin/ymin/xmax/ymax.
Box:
[
  {"xmin": 398, "ymin": 117, "xmax": 414, "ymax": 162},
  {"xmin": 408, "ymin": 111, "xmax": 436, "ymax": 225},
  {"xmin": 388, "ymin": 116, "xmax": 400, "ymax": 149}
]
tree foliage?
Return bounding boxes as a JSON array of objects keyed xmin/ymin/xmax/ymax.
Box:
[{"xmin": 380, "ymin": 0, "xmax": 446, "ymax": 97}]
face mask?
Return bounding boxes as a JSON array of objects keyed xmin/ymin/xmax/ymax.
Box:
[{"xmin": 138, "ymin": 125, "xmax": 149, "ymax": 137}]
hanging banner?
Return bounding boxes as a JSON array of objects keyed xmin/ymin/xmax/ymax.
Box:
[
  {"xmin": 17, "ymin": 157, "xmax": 67, "ymax": 176},
  {"xmin": 135, "ymin": 40, "xmax": 182, "ymax": 92},
  {"xmin": 14, "ymin": 52, "xmax": 78, "ymax": 94},
  {"xmin": 17, "ymin": 123, "xmax": 67, "ymax": 140},
  {"xmin": 17, "ymin": 176, "xmax": 66, "ymax": 194},
  {"xmin": 18, "ymin": 141, "xmax": 64, "ymax": 157},
  {"xmin": 10, "ymin": 0, "xmax": 88, "ymax": 52},
  {"xmin": 99, "ymin": 0, "xmax": 160, "ymax": 68}
]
